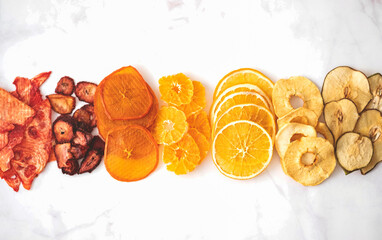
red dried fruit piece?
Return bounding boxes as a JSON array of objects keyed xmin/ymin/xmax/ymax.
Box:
[
  {"xmin": 47, "ymin": 94, "xmax": 76, "ymax": 114},
  {"xmin": 75, "ymin": 81, "xmax": 97, "ymax": 103},
  {"xmin": 0, "ymin": 88, "xmax": 35, "ymax": 126},
  {"xmin": 55, "ymin": 76, "xmax": 75, "ymax": 96},
  {"xmin": 54, "ymin": 143, "xmax": 73, "ymax": 169},
  {"xmin": 70, "ymin": 145, "xmax": 88, "ymax": 160},
  {"xmin": 0, "ymin": 125, "xmax": 24, "ymax": 172},
  {"xmin": 72, "ymin": 130, "xmax": 92, "ymax": 147},
  {"xmin": 79, "ymin": 149, "xmax": 102, "ymax": 174},
  {"xmin": 53, "ymin": 115, "xmax": 75, "ymax": 143},
  {"xmin": 73, "ymin": 104, "xmax": 96, "ymax": 132},
  {"xmin": 0, "ymin": 132, "xmax": 8, "ymax": 150},
  {"xmin": 0, "ymin": 167, "xmax": 21, "ymax": 192},
  {"xmin": 61, "ymin": 159, "xmax": 79, "ymax": 175},
  {"xmin": 0, "ymin": 120, "xmax": 15, "ymax": 133}
]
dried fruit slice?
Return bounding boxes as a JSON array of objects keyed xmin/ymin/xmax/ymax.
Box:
[
  {"xmin": 211, "ymin": 92, "xmax": 269, "ymax": 125},
  {"xmin": 213, "ymin": 104, "xmax": 275, "ymax": 141},
  {"xmin": 336, "ymin": 132, "xmax": 373, "ymax": 172},
  {"xmin": 105, "ymin": 125, "xmax": 158, "ymax": 181},
  {"xmin": 276, "ymin": 123, "xmax": 317, "ymax": 159},
  {"xmin": 159, "ymin": 73, "xmax": 193, "ymax": 106},
  {"xmin": 175, "ymin": 81, "xmax": 206, "ymax": 117},
  {"xmin": 366, "ymin": 73, "xmax": 382, "ymax": 111},
  {"xmin": 277, "ymin": 107, "xmax": 318, "ymax": 130},
  {"xmin": 0, "ymin": 88, "xmax": 35, "ymax": 126},
  {"xmin": 187, "ymin": 111, "xmax": 211, "ymax": 140},
  {"xmin": 272, "ymin": 76, "xmax": 323, "ymax": 118},
  {"xmin": 47, "ymin": 94, "xmax": 76, "ymax": 114},
  {"xmin": 322, "ymin": 66, "xmax": 372, "ymax": 113},
  {"xmin": 75, "ymin": 82, "xmax": 97, "ymax": 104},
  {"xmin": 163, "ymin": 133, "xmax": 200, "ymax": 175},
  {"xmin": 324, "ymin": 99, "xmax": 359, "ymax": 142},
  {"xmin": 101, "ymin": 66, "xmax": 152, "ymax": 120},
  {"xmin": 213, "ymin": 68, "xmax": 274, "ymax": 101},
  {"xmin": 53, "ymin": 115, "xmax": 75, "ymax": 143},
  {"xmin": 354, "ymin": 110, "xmax": 382, "ymax": 174},
  {"xmin": 315, "ymin": 122, "xmax": 334, "ymax": 145},
  {"xmin": 212, "ymin": 120, "xmax": 273, "ymax": 180},
  {"xmin": 55, "ymin": 76, "xmax": 75, "ymax": 96},
  {"xmin": 151, "ymin": 106, "xmax": 188, "ymax": 145},
  {"xmin": 282, "ymin": 137, "xmax": 336, "ymax": 186},
  {"xmin": 188, "ymin": 128, "xmax": 209, "ymax": 162}
]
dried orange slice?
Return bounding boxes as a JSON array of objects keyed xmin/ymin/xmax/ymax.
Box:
[
  {"xmin": 101, "ymin": 66, "xmax": 153, "ymax": 120},
  {"xmin": 95, "ymin": 81, "xmax": 159, "ymax": 140},
  {"xmin": 104, "ymin": 125, "xmax": 158, "ymax": 182},
  {"xmin": 175, "ymin": 81, "xmax": 206, "ymax": 117},
  {"xmin": 163, "ymin": 133, "xmax": 200, "ymax": 174},
  {"xmin": 212, "ymin": 120, "xmax": 273, "ymax": 180},
  {"xmin": 159, "ymin": 73, "xmax": 193, "ymax": 106},
  {"xmin": 151, "ymin": 106, "xmax": 188, "ymax": 145},
  {"xmin": 188, "ymin": 128, "xmax": 209, "ymax": 162},
  {"xmin": 213, "ymin": 104, "xmax": 276, "ymax": 141},
  {"xmin": 213, "ymin": 68, "xmax": 274, "ymax": 101},
  {"xmin": 187, "ymin": 111, "xmax": 211, "ymax": 140}
]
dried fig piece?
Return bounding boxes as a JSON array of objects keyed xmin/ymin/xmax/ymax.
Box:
[
  {"xmin": 354, "ymin": 110, "xmax": 382, "ymax": 174},
  {"xmin": 75, "ymin": 82, "xmax": 97, "ymax": 103},
  {"xmin": 72, "ymin": 130, "xmax": 92, "ymax": 147},
  {"xmin": 61, "ymin": 159, "xmax": 79, "ymax": 175},
  {"xmin": 55, "ymin": 76, "xmax": 75, "ymax": 96},
  {"xmin": 366, "ymin": 73, "xmax": 382, "ymax": 112},
  {"xmin": 79, "ymin": 149, "xmax": 102, "ymax": 174},
  {"xmin": 322, "ymin": 66, "xmax": 372, "ymax": 113},
  {"xmin": 70, "ymin": 145, "xmax": 88, "ymax": 160},
  {"xmin": 315, "ymin": 122, "xmax": 334, "ymax": 145},
  {"xmin": 53, "ymin": 115, "xmax": 75, "ymax": 143},
  {"xmin": 324, "ymin": 99, "xmax": 359, "ymax": 142},
  {"xmin": 73, "ymin": 104, "xmax": 96, "ymax": 132},
  {"xmin": 277, "ymin": 107, "xmax": 318, "ymax": 130},
  {"xmin": 336, "ymin": 132, "xmax": 373, "ymax": 172},
  {"xmin": 47, "ymin": 94, "xmax": 76, "ymax": 114},
  {"xmin": 54, "ymin": 143, "xmax": 73, "ymax": 168}
]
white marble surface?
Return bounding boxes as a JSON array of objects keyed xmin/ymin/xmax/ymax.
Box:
[{"xmin": 1, "ymin": 0, "xmax": 382, "ymax": 239}]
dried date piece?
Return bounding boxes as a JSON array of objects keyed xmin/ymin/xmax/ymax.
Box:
[
  {"xmin": 75, "ymin": 82, "xmax": 97, "ymax": 104},
  {"xmin": 55, "ymin": 76, "xmax": 75, "ymax": 96},
  {"xmin": 47, "ymin": 94, "xmax": 76, "ymax": 114},
  {"xmin": 53, "ymin": 115, "xmax": 75, "ymax": 143}
]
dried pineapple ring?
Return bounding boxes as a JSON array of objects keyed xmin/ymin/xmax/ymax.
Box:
[
  {"xmin": 277, "ymin": 107, "xmax": 319, "ymax": 130},
  {"xmin": 272, "ymin": 76, "xmax": 323, "ymax": 118},
  {"xmin": 282, "ymin": 137, "xmax": 336, "ymax": 186}
]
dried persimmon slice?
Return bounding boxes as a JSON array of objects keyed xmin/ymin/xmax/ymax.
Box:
[
  {"xmin": 105, "ymin": 125, "xmax": 158, "ymax": 182},
  {"xmin": 101, "ymin": 66, "xmax": 153, "ymax": 120}
]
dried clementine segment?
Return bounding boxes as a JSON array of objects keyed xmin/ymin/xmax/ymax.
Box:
[
  {"xmin": 187, "ymin": 111, "xmax": 211, "ymax": 140},
  {"xmin": 104, "ymin": 125, "xmax": 158, "ymax": 182},
  {"xmin": 175, "ymin": 81, "xmax": 206, "ymax": 118},
  {"xmin": 159, "ymin": 73, "xmax": 193, "ymax": 106},
  {"xmin": 151, "ymin": 106, "xmax": 188, "ymax": 145},
  {"xmin": 188, "ymin": 128, "xmax": 209, "ymax": 162},
  {"xmin": 101, "ymin": 66, "xmax": 153, "ymax": 120},
  {"xmin": 163, "ymin": 133, "xmax": 200, "ymax": 175}
]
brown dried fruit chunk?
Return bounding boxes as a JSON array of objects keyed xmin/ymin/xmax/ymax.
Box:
[
  {"xmin": 53, "ymin": 115, "xmax": 75, "ymax": 143},
  {"xmin": 70, "ymin": 145, "xmax": 88, "ymax": 160},
  {"xmin": 277, "ymin": 107, "xmax": 319, "ymax": 130},
  {"xmin": 47, "ymin": 94, "xmax": 76, "ymax": 114},
  {"xmin": 78, "ymin": 136, "xmax": 105, "ymax": 174},
  {"xmin": 73, "ymin": 104, "xmax": 96, "ymax": 132},
  {"xmin": 55, "ymin": 76, "xmax": 75, "ymax": 96},
  {"xmin": 61, "ymin": 159, "xmax": 79, "ymax": 175},
  {"xmin": 75, "ymin": 81, "xmax": 97, "ymax": 104},
  {"xmin": 72, "ymin": 130, "xmax": 92, "ymax": 147},
  {"xmin": 366, "ymin": 73, "xmax": 382, "ymax": 112}
]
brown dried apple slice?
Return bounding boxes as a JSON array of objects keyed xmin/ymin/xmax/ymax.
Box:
[
  {"xmin": 324, "ymin": 99, "xmax": 359, "ymax": 142},
  {"xmin": 336, "ymin": 132, "xmax": 373, "ymax": 172},
  {"xmin": 366, "ymin": 73, "xmax": 382, "ymax": 112},
  {"xmin": 277, "ymin": 107, "xmax": 318, "ymax": 130},
  {"xmin": 354, "ymin": 110, "xmax": 382, "ymax": 174},
  {"xmin": 272, "ymin": 76, "xmax": 323, "ymax": 118},
  {"xmin": 322, "ymin": 66, "xmax": 372, "ymax": 113}
]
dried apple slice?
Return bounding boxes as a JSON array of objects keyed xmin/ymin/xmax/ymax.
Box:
[
  {"xmin": 277, "ymin": 107, "xmax": 318, "ymax": 130},
  {"xmin": 315, "ymin": 122, "xmax": 334, "ymax": 145},
  {"xmin": 336, "ymin": 132, "xmax": 373, "ymax": 172},
  {"xmin": 324, "ymin": 99, "xmax": 359, "ymax": 142},
  {"xmin": 322, "ymin": 66, "xmax": 372, "ymax": 113},
  {"xmin": 354, "ymin": 110, "xmax": 382, "ymax": 174},
  {"xmin": 366, "ymin": 73, "xmax": 382, "ymax": 112},
  {"xmin": 272, "ymin": 76, "xmax": 323, "ymax": 118}
]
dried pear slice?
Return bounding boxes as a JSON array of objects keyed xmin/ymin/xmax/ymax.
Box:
[
  {"xmin": 282, "ymin": 137, "xmax": 336, "ymax": 186},
  {"xmin": 336, "ymin": 132, "xmax": 373, "ymax": 172},
  {"xmin": 277, "ymin": 107, "xmax": 319, "ymax": 130},
  {"xmin": 324, "ymin": 99, "xmax": 359, "ymax": 142},
  {"xmin": 322, "ymin": 66, "xmax": 372, "ymax": 113},
  {"xmin": 366, "ymin": 73, "xmax": 382, "ymax": 112},
  {"xmin": 275, "ymin": 123, "xmax": 317, "ymax": 159},
  {"xmin": 354, "ymin": 110, "xmax": 382, "ymax": 174},
  {"xmin": 315, "ymin": 122, "xmax": 334, "ymax": 145},
  {"xmin": 272, "ymin": 76, "xmax": 323, "ymax": 118}
]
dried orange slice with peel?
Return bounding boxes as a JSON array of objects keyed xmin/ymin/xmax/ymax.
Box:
[
  {"xmin": 213, "ymin": 104, "xmax": 276, "ymax": 142},
  {"xmin": 159, "ymin": 73, "xmax": 194, "ymax": 106},
  {"xmin": 151, "ymin": 106, "xmax": 188, "ymax": 145},
  {"xmin": 175, "ymin": 81, "xmax": 206, "ymax": 118},
  {"xmin": 188, "ymin": 128, "xmax": 209, "ymax": 162},
  {"xmin": 212, "ymin": 120, "xmax": 273, "ymax": 180},
  {"xmin": 163, "ymin": 133, "xmax": 200, "ymax": 175},
  {"xmin": 214, "ymin": 68, "xmax": 274, "ymax": 101},
  {"xmin": 104, "ymin": 125, "xmax": 158, "ymax": 182},
  {"xmin": 101, "ymin": 66, "xmax": 153, "ymax": 120},
  {"xmin": 187, "ymin": 111, "xmax": 211, "ymax": 140}
]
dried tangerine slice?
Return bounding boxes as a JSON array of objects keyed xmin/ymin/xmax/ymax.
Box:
[
  {"xmin": 151, "ymin": 106, "xmax": 188, "ymax": 145},
  {"xmin": 163, "ymin": 133, "xmax": 200, "ymax": 175},
  {"xmin": 187, "ymin": 111, "xmax": 211, "ymax": 140},
  {"xmin": 159, "ymin": 73, "xmax": 193, "ymax": 106},
  {"xmin": 213, "ymin": 68, "xmax": 274, "ymax": 101},
  {"xmin": 188, "ymin": 128, "xmax": 209, "ymax": 162},
  {"xmin": 104, "ymin": 125, "xmax": 158, "ymax": 182},
  {"xmin": 175, "ymin": 81, "xmax": 206, "ymax": 118},
  {"xmin": 95, "ymin": 81, "xmax": 159, "ymax": 140},
  {"xmin": 101, "ymin": 66, "xmax": 153, "ymax": 120}
]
